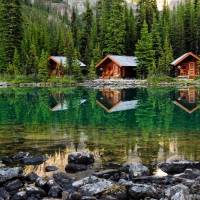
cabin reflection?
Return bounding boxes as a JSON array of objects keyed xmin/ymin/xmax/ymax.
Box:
[
  {"xmin": 96, "ymin": 89, "xmax": 138, "ymax": 113},
  {"xmin": 50, "ymin": 92, "xmax": 86, "ymax": 111},
  {"xmin": 173, "ymin": 87, "xmax": 199, "ymax": 114}
]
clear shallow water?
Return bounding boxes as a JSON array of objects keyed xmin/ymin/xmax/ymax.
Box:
[{"xmin": 0, "ymin": 86, "xmax": 200, "ymax": 179}]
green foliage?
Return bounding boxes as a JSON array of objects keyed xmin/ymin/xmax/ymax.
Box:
[
  {"xmin": 38, "ymin": 49, "xmax": 49, "ymax": 82},
  {"xmin": 73, "ymin": 59, "xmax": 83, "ymax": 82},
  {"xmin": 87, "ymin": 60, "xmax": 97, "ymax": 80},
  {"xmin": 135, "ymin": 21, "xmax": 155, "ymax": 79},
  {"xmin": 147, "ymin": 75, "xmax": 176, "ymax": 83}
]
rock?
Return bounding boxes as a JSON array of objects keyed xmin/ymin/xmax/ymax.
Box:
[
  {"xmin": 68, "ymin": 191, "xmax": 82, "ymax": 200},
  {"xmin": 72, "ymin": 176, "xmax": 101, "ymax": 189},
  {"xmin": 121, "ymin": 164, "xmax": 130, "ymax": 174},
  {"xmin": 25, "ymin": 172, "xmax": 39, "ymax": 183},
  {"xmin": 158, "ymin": 160, "xmax": 200, "ymax": 174},
  {"xmin": 45, "ymin": 166, "xmax": 58, "ymax": 172},
  {"xmin": 118, "ymin": 179, "xmax": 134, "ymax": 188},
  {"xmin": 53, "ymin": 172, "xmax": 74, "ymax": 180},
  {"xmin": 1, "ymin": 156, "xmax": 14, "ymax": 164},
  {"xmin": 35, "ymin": 175, "xmax": 49, "ymax": 189},
  {"xmin": 106, "ymin": 162, "xmax": 121, "ymax": 168},
  {"xmin": 21, "ymin": 156, "xmax": 48, "ymax": 165},
  {"xmin": 92, "ymin": 169, "xmax": 119, "ymax": 179},
  {"xmin": 0, "ymin": 187, "xmax": 10, "ymax": 200},
  {"xmin": 13, "ymin": 152, "xmax": 29, "ymax": 160},
  {"xmin": 81, "ymin": 197, "xmax": 97, "ymax": 200},
  {"xmin": 165, "ymin": 184, "xmax": 190, "ymax": 199},
  {"xmin": 128, "ymin": 184, "xmax": 157, "ymax": 200},
  {"xmin": 54, "ymin": 178, "xmax": 74, "ymax": 193},
  {"xmin": 48, "ymin": 186, "xmax": 63, "ymax": 198},
  {"xmin": 46, "ymin": 179, "xmax": 60, "ymax": 189},
  {"xmin": 68, "ymin": 151, "xmax": 95, "ymax": 164},
  {"xmin": 129, "ymin": 162, "xmax": 150, "ymax": 180},
  {"xmin": 175, "ymin": 168, "xmax": 200, "ymax": 179},
  {"xmin": 11, "ymin": 191, "xmax": 27, "ymax": 200},
  {"xmin": 3, "ymin": 179, "xmax": 23, "ymax": 191},
  {"xmin": 102, "ymin": 185, "xmax": 127, "ymax": 200},
  {"xmin": 65, "ymin": 163, "xmax": 90, "ymax": 172},
  {"xmin": 78, "ymin": 179, "xmax": 114, "ymax": 196},
  {"xmin": 0, "ymin": 167, "xmax": 24, "ymax": 183},
  {"xmin": 171, "ymin": 190, "xmax": 191, "ymax": 200},
  {"xmin": 24, "ymin": 186, "xmax": 46, "ymax": 197}
]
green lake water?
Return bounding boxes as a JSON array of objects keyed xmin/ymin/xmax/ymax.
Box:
[{"xmin": 0, "ymin": 86, "xmax": 200, "ymax": 179}]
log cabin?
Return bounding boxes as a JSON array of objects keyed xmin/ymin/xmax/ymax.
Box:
[
  {"xmin": 171, "ymin": 52, "xmax": 200, "ymax": 79},
  {"xmin": 95, "ymin": 55, "xmax": 138, "ymax": 79},
  {"xmin": 96, "ymin": 89, "xmax": 138, "ymax": 113},
  {"xmin": 173, "ymin": 87, "xmax": 199, "ymax": 114},
  {"xmin": 49, "ymin": 56, "xmax": 87, "ymax": 76}
]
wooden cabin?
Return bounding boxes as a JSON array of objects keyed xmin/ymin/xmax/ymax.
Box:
[
  {"xmin": 173, "ymin": 87, "xmax": 199, "ymax": 114},
  {"xmin": 171, "ymin": 52, "xmax": 200, "ymax": 79},
  {"xmin": 96, "ymin": 89, "xmax": 138, "ymax": 113},
  {"xmin": 49, "ymin": 56, "xmax": 87, "ymax": 76},
  {"xmin": 95, "ymin": 55, "xmax": 138, "ymax": 79}
]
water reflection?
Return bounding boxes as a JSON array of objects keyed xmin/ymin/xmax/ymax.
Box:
[
  {"xmin": 173, "ymin": 87, "xmax": 199, "ymax": 114},
  {"xmin": 96, "ymin": 89, "xmax": 138, "ymax": 112},
  {"xmin": 0, "ymin": 87, "xmax": 200, "ymax": 178}
]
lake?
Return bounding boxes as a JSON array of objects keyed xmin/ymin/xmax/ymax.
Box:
[{"xmin": 0, "ymin": 86, "xmax": 200, "ymax": 179}]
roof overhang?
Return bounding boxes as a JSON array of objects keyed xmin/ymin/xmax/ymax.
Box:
[
  {"xmin": 171, "ymin": 52, "xmax": 200, "ymax": 66},
  {"xmin": 95, "ymin": 55, "xmax": 122, "ymax": 68}
]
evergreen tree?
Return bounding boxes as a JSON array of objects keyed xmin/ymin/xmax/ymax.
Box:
[
  {"xmin": 103, "ymin": 0, "xmax": 126, "ymax": 55},
  {"xmin": 196, "ymin": 0, "xmax": 200, "ymax": 55},
  {"xmin": 0, "ymin": 0, "xmax": 23, "ymax": 69},
  {"xmin": 88, "ymin": 60, "xmax": 97, "ymax": 80},
  {"xmin": 135, "ymin": 21, "xmax": 155, "ymax": 79},
  {"xmin": 73, "ymin": 58, "xmax": 83, "ymax": 82},
  {"xmin": 12, "ymin": 47, "xmax": 20, "ymax": 76},
  {"xmin": 38, "ymin": 49, "xmax": 49, "ymax": 81}
]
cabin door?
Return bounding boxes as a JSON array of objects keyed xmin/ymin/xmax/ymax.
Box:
[{"xmin": 189, "ymin": 62, "xmax": 195, "ymax": 76}]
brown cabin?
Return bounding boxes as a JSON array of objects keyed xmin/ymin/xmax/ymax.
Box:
[
  {"xmin": 49, "ymin": 56, "xmax": 87, "ymax": 76},
  {"xmin": 96, "ymin": 89, "xmax": 138, "ymax": 113},
  {"xmin": 95, "ymin": 55, "xmax": 138, "ymax": 79},
  {"xmin": 171, "ymin": 52, "xmax": 200, "ymax": 79},
  {"xmin": 173, "ymin": 87, "xmax": 199, "ymax": 114}
]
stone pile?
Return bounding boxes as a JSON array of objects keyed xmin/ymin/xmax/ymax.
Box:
[{"xmin": 1, "ymin": 151, "xmax": 200, "ymax": 199}]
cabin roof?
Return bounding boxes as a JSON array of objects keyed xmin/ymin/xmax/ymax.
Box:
[
  {"xmin": 95, "ymin": 55, "xmax": 138, "ymax": 68},
  {"xmin": 171, "ymin": 52, "xmax": 200, "ymax": 66},
  {"xmin": 51, "ymin": 99, "xmax": 87, "ymax": 111},
  {"xmin": 49, "ymin": 56, "xmax": 86, "ymax": 67}
]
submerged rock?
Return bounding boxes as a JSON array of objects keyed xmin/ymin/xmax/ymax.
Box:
[
  {"xmin": 1, "ymin": 156, "xmax": 14, "ymax": 164},
  {"xmin": 21, "ymin": 156, "xmax": 48, "ymax": 165},
  {"xmin": 65, "ymin": 163, "xmax": 90, "ymax": 172},
  {"xmin": 45, "ymin": 166, "xmax": 58, "ymax": 172}
]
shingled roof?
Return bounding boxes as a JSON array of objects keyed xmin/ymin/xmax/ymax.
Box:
[
  {"xmin": 49, "ymin": 56, "xmax": 86, "ymax": 67},
  {"xmin": 95, "ymin": 55, "xmax": 138, "ymax": 68}
]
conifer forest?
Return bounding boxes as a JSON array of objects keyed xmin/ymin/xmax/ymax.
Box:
[{"xmin": 0, "ymin": 0, "xmax": 200, "ymax": 82}]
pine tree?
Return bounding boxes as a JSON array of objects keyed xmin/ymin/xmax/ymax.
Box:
[
  {"xmin": 103, "ymin": 0, "xmax": 126, "ymax": 55},
  {"xmin": 12, "ymin": 47, "xmax": 20, "ymax": 76},
  {"xmin": 88, "ymin": 60, "xmax": 97, "ymax": 80},
  {"xmin": 38, "ymin": 49, "xmax": 49, "ymax": 81},
  {"xmin": 73, "ymin": 59, "xmax": 83, "ymax": 82},
  {"xmin": 134, "ymin": 21, "xmax": 155, "ymax": 79},
  {"xmin": 0, "ymin": 0, "xmax": 23, "ymax": 70}
]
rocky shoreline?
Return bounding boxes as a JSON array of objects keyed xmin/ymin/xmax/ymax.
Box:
[
  {"xmin": 1, "ymin": 150, "xmax": 200, "ymax": 199},
  {"xmin": 1, "ymin": 78, "xmax": 200, "ymax": 89}
]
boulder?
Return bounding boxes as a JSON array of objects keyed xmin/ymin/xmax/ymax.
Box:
[
  {"xmin": 3, "ymin": 179, "xmax": 23, "ymax": 191},
  {"xmin": 13, "ymin": 152, "xmax": 29, "ymax": 160},
  {"xmin": 53, "ymin": 172, "xmax": 74, "ymax": 180},
  {"xmin": 45, "ymin": 166, "xmax": 58, "ymax": 172},
  {"xmin": 35, "ymin": 175, "xmax": 49, "ymax": 189},
  {"xmin": 48, "ymin": 185, "xmax": 63, "ymax": 198},
  {"xmin": 165, "ymin": 184, "xmax": 190, "ymax": 199},
  {"xmin": 1, "ymin": 156, "xmax": 14, "ymax": 164},
  {"xmin": 128, "ymin": 184, "xmax": 157, "ymax": 200},
  {"xmin": 129, "ymin": 162, "xmax": 150, "ymax": 180},
  {"xmin": 106, "ymin": 162, "xmax": 121, "ymax": 168},
  {"xmin": 21, "ymin": 156, "xmax": 48, "ymax": 165},
  {"xmin": 121, "ymin": 164, "xmax": 130, "ymax": 174},
  {"xmin": 0, "ymin": 187, "xmax": 10, "ymax": 199},
  {"xmin": 24, "ymin": 186, "xmax": 46, "ymax": 197},
  {"xmin": 92, "ymin": 169, "xmax": 119, "ymax": 179},
  {"xmin": 47, "ymin": 179, "xmax": 60, "ymax": 189},
  {"xmin": 158, "ymin": 160, "xmax": 200, "ymax": 174},
  {"xmin": 11, "ymin": 191, "xmax": 27, "ymax": 200},
  {"xmin": 65, "ymin": 163, "xmax": 90, "ymax": 172},
  {"xmin": 78, "ymin": 179, "xmax": 114, "ymax": 196},
  {"xmin": 68, "ymin": 151, "xmax": 95, "ymax": 164},
  {"xmin": 0, "ymin": 167, "xmax": 24, "ymax": 183},
  {"xmin": 25, "ymin": 172, "xmax": 39, "ymax": 183}
]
